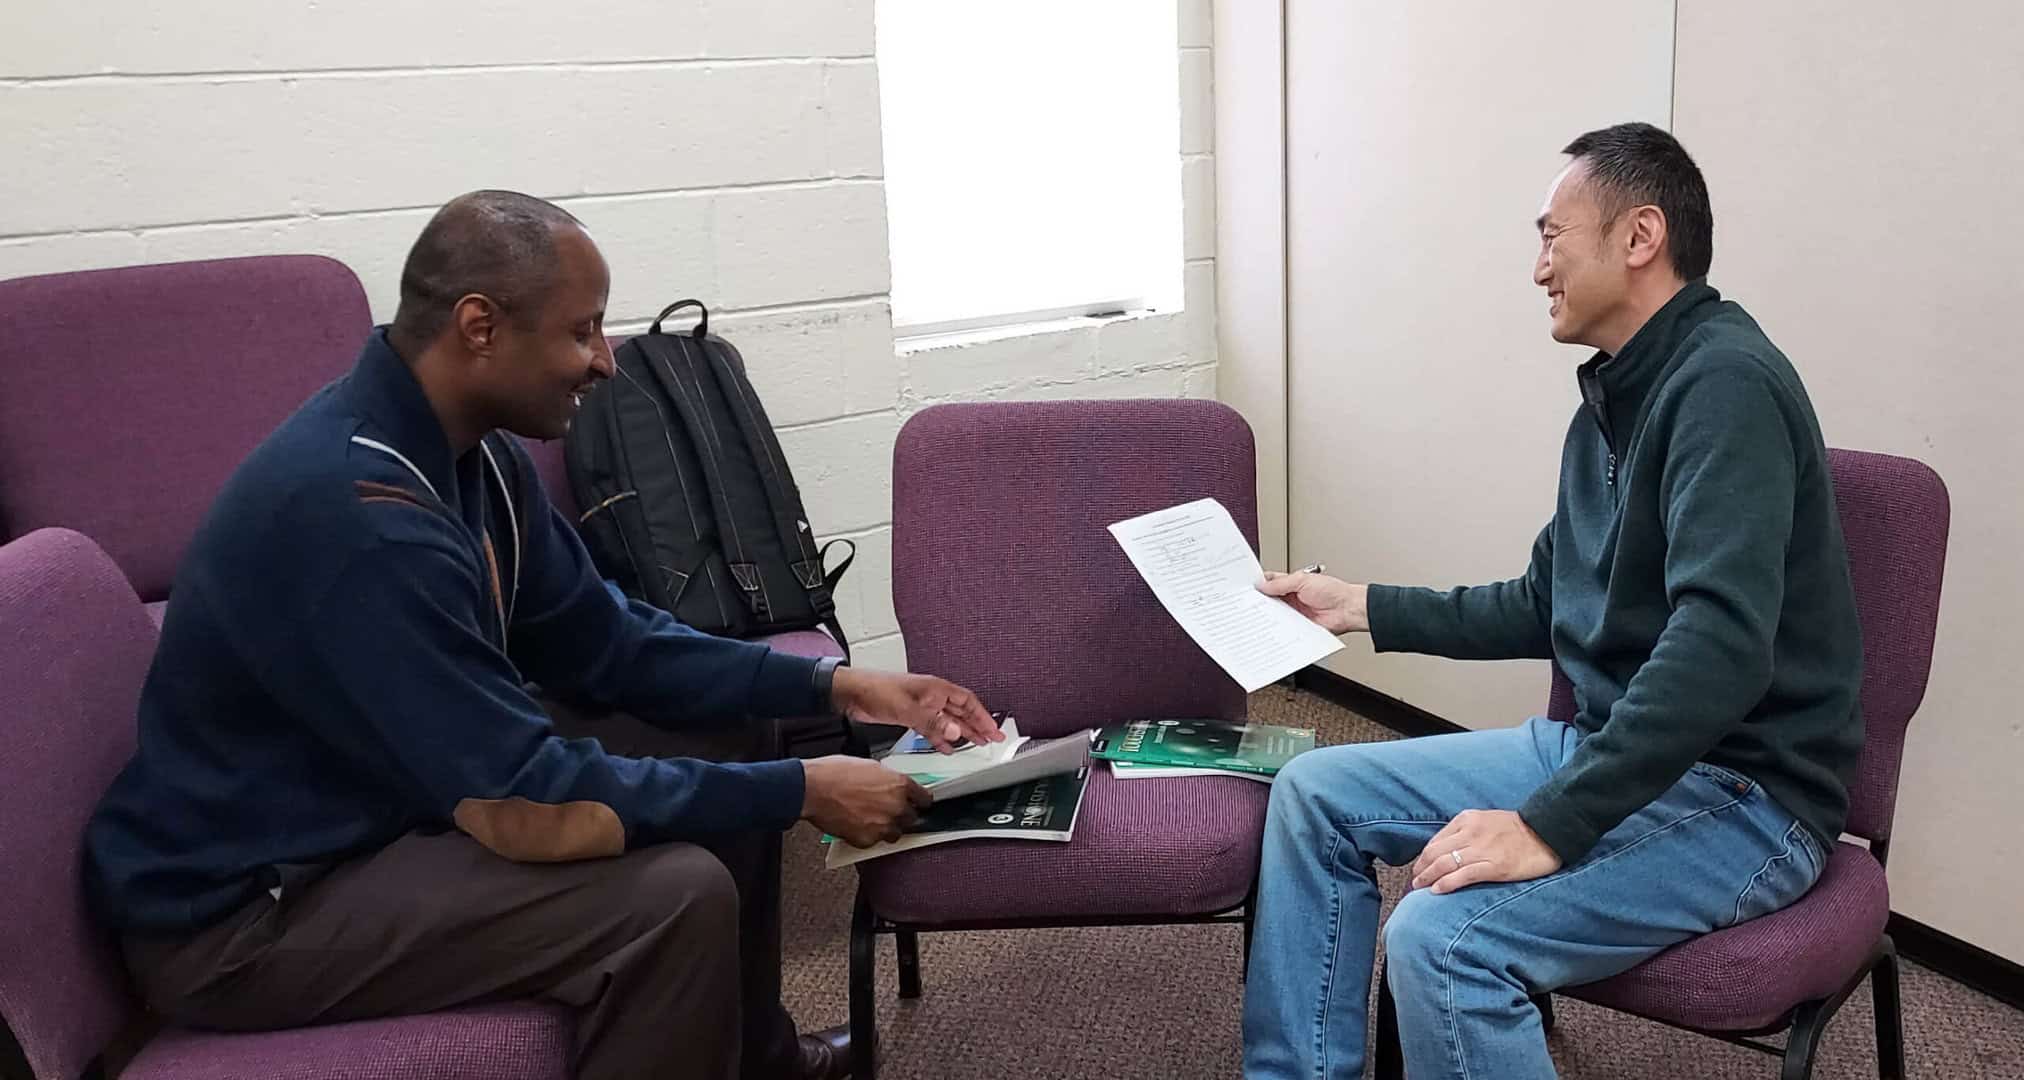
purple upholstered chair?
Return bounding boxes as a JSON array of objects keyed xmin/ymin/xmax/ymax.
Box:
[
  {"xmin": 1375, "ymin": 448, "xmax": 1949, "ymax": 1080},
  {"xmin": 847, "ymin": 400, "xmax": 1271, "ymax": 1078},
  {"xmin": 0, "ymin": 256, "xmax": 372, "ymax": 626},
  {"xmin": 0, "ymin": 528, "xmax": 572, "ymax": 1080}
]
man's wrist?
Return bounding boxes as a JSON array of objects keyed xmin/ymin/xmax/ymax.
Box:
[
  {"xmin": 797, "ymin": 758, "xmax": 817, "ymax": 818},
  {"xmin": 814, "ymin": 656, "xmax": 848, "ymax": 711},
  {"xmin": 1363, "ymin": 583, "xmax": 1403, "ymax": 644}
]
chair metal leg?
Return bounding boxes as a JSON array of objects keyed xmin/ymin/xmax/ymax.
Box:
[
  {"xmin": 849, "ymin": 890, "xmax": 879, "ymax": 1080},
  {"xmin": 1374, "ymin": 960, "xmax": 1405, "ymax": 1080},
  {"xmin": 1780, "ymin": 999, "xmax": 1829, "ymax": 1080},
  {"xmin": 895, "ymin": 928, "xmax": 922, "ymax": 1000},
  {"xmin": 1240, "ymin": 903, "xmax": 1256, "ymax": 982},
  {"xmin": 1872, "ymin": 941, "xmax": 1906, "ymax": 1080},
  {"xmin": 1534, "ymin": 992, "xmax": 1556, "ymax": 1034}
]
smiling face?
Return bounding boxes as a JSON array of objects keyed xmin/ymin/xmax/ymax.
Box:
[
  {"xmin": 1532, "ymin": 160, "xmax": 1633, "ymax": 350},
  {"xmin": 472, "ymin": 223, "xmax": 614, "ymax": 441}
]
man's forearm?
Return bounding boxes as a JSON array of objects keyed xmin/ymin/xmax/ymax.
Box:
[
  {"xmin": 1366, "ymin": 578, "xmax": 1553, "ymax": 660},
  {"xmin": 1365, "ymin": 521, "xmax": 1554, "ymax": 659}
]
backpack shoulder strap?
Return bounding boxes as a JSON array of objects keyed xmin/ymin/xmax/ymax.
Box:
[
  {"xmin": 637, "ymin": 329, "xmax": 769, "ymax": 613},
  {"xmin": 698, "ymin": 334, "xmax": 831, "ymax": 594}
]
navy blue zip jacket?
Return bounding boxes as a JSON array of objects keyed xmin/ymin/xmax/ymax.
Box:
[{"xmin": 85, "ymin": 329, "xmax": 831, "ymax": 933}]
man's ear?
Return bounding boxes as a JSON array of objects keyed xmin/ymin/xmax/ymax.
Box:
[
  {"xmin": 451, "ymin": 294, "xmax": 502, "ymax": 358},
  {"xmin": 1624, "ymin": 204, "xmax": 1668, "ymax": 272}
]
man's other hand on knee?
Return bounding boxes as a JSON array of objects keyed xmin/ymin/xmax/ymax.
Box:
[{"xmin": 1409, "ymin": 809, "xmax": 1561, "ymax": 894}]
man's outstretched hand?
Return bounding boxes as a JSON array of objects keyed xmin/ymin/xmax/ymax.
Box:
[{"xmin": 831, "ymin": 668, "xmax": 1004, "ymax": 753}]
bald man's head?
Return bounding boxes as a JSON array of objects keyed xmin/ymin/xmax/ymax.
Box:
[{"xmin": 389, "ymin": 190, "xmax": 584, "ymax": 351}]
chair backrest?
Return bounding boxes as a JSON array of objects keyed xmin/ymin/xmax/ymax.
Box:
[
  {"xmin": 1545, "ymin": 665, "xmax": 1578, "ymax": 725},
  {"xmin": 0, "ymin": 255, "xmax": 371, "ymax": 603},
  {"xmin": 0, "ymin": 529, "xmax": 157, "ymax": 1077},
  {"xmin": 1828, "ymin": 448, "xmax": 1949, "ymax": 845},
  {"xmin": 891, "ymin": 400, "xmax": 1256, "ymax": 739},
  {"xmin": 519, "ymin": 435, "xmax": 578, "ymax": 521},
  {"xmin": 1544, "ymin": 447, "xmax": 1949, "ymax": 846}
]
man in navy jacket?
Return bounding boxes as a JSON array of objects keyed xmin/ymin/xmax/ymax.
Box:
[{"xmin": 85, "ymin": 190, "xmax": 993, "ymax": 1080}]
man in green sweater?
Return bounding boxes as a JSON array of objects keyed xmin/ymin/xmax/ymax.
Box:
[{"xmin": 1240, "ymin": 123, "xmax": 1863, "ymax": 1080}]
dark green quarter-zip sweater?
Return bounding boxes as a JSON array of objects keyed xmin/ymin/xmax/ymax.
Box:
[{"xmin": 1367, "ymin": 281, "xmax": 1864, "ymax": 865}]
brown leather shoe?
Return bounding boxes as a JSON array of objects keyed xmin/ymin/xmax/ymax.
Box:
[{"xmin": 795, "ymin": 1024, "xmax": 855, "ymax": 1080}]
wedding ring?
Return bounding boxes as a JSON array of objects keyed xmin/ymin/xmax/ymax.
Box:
[{"xmin": 1451, "ymin": 849, "xmax": 1465, "ymax": 869}]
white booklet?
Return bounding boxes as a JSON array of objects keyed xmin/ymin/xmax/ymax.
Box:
[
  {"xmin": 1108, "ymin": 760, "xmax": 1273, "ymax": 784},
  {"xmin": 879, "ymin": 717, "xmax": 1030, "ymax": 782},
  {"xmin": 874, "ymin": 716, "xmax": 1092, "ymax": 803},
  {"xmin": 917, "ymin": 727, "xmax": 1092, "ymax": 803},
  {"xmin": 1107, "ymin": 498, "xmax": 1345, "ymax": 691}
]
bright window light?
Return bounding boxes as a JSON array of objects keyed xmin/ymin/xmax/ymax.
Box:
[{"xmin": 876, "ymin": 0, "xmax": 1184, "ymax": 336}]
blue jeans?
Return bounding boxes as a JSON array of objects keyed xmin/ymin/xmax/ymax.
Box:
[{"xmin": 1241, "ymin": 717, "xmax": 1825, "ymax": 1080}]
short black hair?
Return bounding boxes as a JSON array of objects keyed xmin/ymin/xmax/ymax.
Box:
[
  {"xmin": 1562, "ymin": 123, "xmax": 1713, "ymax": 281},
  {"xmin": 390, "ymin": 190, "xmax": 584, "ymax": 347}
]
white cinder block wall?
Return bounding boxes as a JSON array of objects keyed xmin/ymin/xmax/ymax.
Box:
[{"xmin": 0, "ymin": 0, "xmax": 1217, "ymax": 671}]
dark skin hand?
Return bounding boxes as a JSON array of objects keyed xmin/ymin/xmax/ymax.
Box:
[
  {"xmin": 802, "ymin": 667, "xmax": 1004, "ymax": 847},
  {"xmin": 801, "ymin": 756, "xmax": 934, "ymax": 847}
]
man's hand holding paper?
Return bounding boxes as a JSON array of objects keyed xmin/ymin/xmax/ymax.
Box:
[{"xmin": 1257, "ymin": 569, "xmax": 1369, "ymax": 634}]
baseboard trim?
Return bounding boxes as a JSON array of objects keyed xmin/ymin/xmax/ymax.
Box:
[
  {"xmin": 1291, "ymin": 664, "xmax": 1466, "ymax": 739},
  {"xmin": 1289, "ymin": 664, "xmax": 2024, "ymax": 1014},
  {"xmin": 1888, "ymin": 914, "xmax": 2024, "ymax": 1012}
]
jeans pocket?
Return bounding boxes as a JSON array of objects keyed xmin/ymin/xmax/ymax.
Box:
[
  {"xmin": 1729, "ymin": 822, "xmax": 1816, "ymax": 926},
  {"xmin": 1689, "ymin": 761, "xmax": 1757, "ymax": 797}
]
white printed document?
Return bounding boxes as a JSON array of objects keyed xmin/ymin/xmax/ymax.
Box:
[{"xmin": 1108, "ymin": 498, "xmax": 1345, "ymax": 692}]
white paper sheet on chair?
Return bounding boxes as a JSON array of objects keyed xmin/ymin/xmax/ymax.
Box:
[{"xmin": 1108, "ymin": 498, "xmax": 1344, "ymax": 692}]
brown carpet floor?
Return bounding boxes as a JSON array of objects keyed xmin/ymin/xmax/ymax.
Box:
[{"xmin": 778, "ymin": 686, "xmax": 2024, "ymax": 1078}]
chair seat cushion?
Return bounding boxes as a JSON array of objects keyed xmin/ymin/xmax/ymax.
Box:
[
  {"xmin": 857, "ymin": 766, "xmax": 1267, "ymax": 924},
  {"xmin": 122, "ymin": 1002, "xmax": 572, "ymax": 1080},
  {"xmin": 755, "ymin": 628, "xmax": 845, "ymax": 660},
  {"xmin": 1562, "ymin": 841, "xmax": 1889, "ymax": 1032}
]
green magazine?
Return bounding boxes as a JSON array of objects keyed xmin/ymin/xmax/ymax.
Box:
[
  {"xmin": 1090, "ymin": 719, "xmax": 1315, "ymax": 779},
  {"xmin": 825, "ymin": 767, "xmax": 1090, "ymax": 869}
]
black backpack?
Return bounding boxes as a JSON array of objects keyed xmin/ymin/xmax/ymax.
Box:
[{"xmin": 565, "ymin": 300, "xmax": 855, "ymax": 656}]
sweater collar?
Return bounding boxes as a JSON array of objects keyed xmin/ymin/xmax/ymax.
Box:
[
  {"xmin": 1577, "ymin": 279, "xmax": 1722, "ymax": 409},
  {"xmin": 344, "ymin": 327, "xmax": 461, "ymax": 502}
]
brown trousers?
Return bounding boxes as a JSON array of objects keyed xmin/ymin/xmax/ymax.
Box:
[{"xmin": 122, "ymin": 704, "xmax": 804, "ymax": 1080}]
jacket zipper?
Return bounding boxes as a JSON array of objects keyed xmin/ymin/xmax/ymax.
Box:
[{"xmin": 1578, "ymin": 371, "xmax": 1618, "ymax": 487}]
